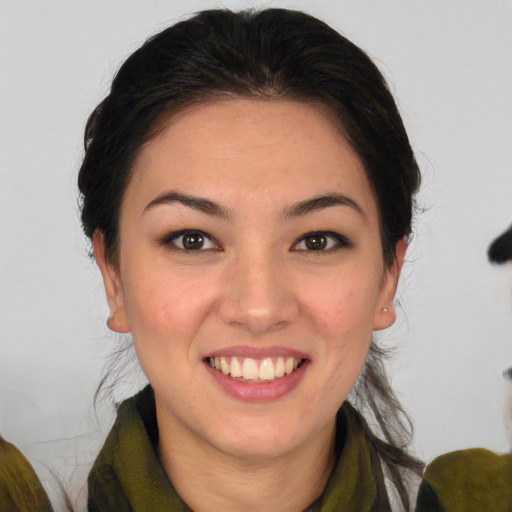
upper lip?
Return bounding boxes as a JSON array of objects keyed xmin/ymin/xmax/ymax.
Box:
[{"xmin": 204, "ymin": 345, "xmax": 310, "ymax": 360}]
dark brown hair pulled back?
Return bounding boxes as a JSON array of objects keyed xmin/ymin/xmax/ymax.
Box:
[{"xmin": 78, "ymin": 8, "xmax": 422, "ymax": 509}]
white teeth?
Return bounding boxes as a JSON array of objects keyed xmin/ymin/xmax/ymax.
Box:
[
  {"xmin": 275, "ymin": 357, "xmax": 285, "ymax": 378},
  {"xmin": 230, "ymin": 357, "xmax": 242, "ymax": 378},
  {"xmin": 242, "ymin": 358, "xmax": 259, "ymax": 380},
  {"xmin": 208, "ymin": 356, "xmax": 303, "ymax": 381},
  {"xmin": 258, "ymin": 358, "xmax": 275, "ymax": 381}
]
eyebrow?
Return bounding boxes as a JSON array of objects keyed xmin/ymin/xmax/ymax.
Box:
[
  {"xmin": 144, "ymin": 191, "xmax": 364, "ymax": 220},
  {"xmin": 282, "ymin": 194, "xmax": 364, "ymax": 220},
  {"xmin": 144, "ymin": 191, "xmax": 232, "ymax": 219}
]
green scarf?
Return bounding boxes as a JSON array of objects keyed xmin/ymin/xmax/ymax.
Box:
[{"xmin": 88, "ymin": 386, "xmax": 391, "ymax": 511}]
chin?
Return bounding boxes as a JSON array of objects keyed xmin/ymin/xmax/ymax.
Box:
[
  {"xmin": 216, "ymin": 439, "xmax": 298, "ymax": 461},
  {"xmin": 211, "ymin": 417, "xmax": 306, "ymax": 460}
]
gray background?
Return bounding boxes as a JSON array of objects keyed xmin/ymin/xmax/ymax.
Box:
[{"xmin": 1, "ymin": 0, "xmax": 511, "ymax": 509}]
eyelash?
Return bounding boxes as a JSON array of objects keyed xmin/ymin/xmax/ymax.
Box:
[
  {"xmin": 159, "ymin": 229, "xmax": 350, "ymax": 253},
  {"xmin": 291, "ymin": 231, "xmax": 351, "ymax": 253},
  {"xmin": 159, "ymin": 230, "xmax": 221, "ymax": 252}
]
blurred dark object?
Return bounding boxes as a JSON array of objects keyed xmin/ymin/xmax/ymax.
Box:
[
  {"xmin": 504, "ymin": 367, "xmax": 512, "ymax": 381},
  {"xmin": 488, "ymin": 224, "xmax": 512, "ymax": 264}
]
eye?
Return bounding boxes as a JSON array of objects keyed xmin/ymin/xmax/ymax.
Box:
[
  {"xmin": 160, "ymin": 230, "xmax": 220, "ymax": 251},
  {"xmin": 291, "ymin": 231, "xmax": 350, "ymax": 252}
]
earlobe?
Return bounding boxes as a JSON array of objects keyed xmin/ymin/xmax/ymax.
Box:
[
  {"xmin": 93, "ymin": 230, "xmax": 130, "ymax": 333},
  {"xmin": 373, "ymin": 237, "xmax": 407, "ymax": 331}
]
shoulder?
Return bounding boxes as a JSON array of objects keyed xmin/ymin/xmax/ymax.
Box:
[
  {"xmin": 416, "ymin": 448, "xmax": 512, "ymax": 512},
  {"xmin": 0, "ymin": 436, "xmax": 53, "ymax": 511}
]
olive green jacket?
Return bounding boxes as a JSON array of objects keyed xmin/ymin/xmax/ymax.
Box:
[
  {"xmin": 416, "ymin": 448, "xmax": 512, "ymax": 512},
  {"xmin": 88, "ymin": 386, "xmax": 392, "ymax": 511}
]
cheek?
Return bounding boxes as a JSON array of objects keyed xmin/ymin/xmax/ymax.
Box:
[
  {"xmin": 122, "ymin": 268, "xmax": 217, "ymax": 348},
  {"xmin": 299, "ymin": 276, "xmax": 377, "ymax": 415},
  {"xmin": 302, "ymin": 268, "xmax": 380, "ymax": 392},
  {"xmin": 121, "ymin": 269, "xmax": 220, "ymax": 391},
  {"xmin": 304, "ymin": 271, "xmax": 381, "ymax": 342}
]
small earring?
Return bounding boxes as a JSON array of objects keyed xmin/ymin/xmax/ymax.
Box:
[{"xmin": 381, "ymin": 307, "xmax": 389, "ymax": 312}]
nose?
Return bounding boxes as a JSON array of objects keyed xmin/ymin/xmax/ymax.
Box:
[{"xmin": 218, "ymin": 250, "xmax": 300, "ymax": 335}]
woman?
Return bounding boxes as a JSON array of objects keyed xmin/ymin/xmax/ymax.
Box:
[{"xmin": 79, "ymin": 8, "xmax": 423, "ymax": 511}]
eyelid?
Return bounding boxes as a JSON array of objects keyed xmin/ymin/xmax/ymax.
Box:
[
  {"xmin": 291, "ymin": 231, "xmax": 351, "ymax": 252},
  {"xmin": 159, "ymin": 229, "xmax": 221, "ymax": 251}
]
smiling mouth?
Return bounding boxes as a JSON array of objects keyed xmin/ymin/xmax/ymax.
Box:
[{"xmin": 205, "ymin": 356, "xmax": 304, "ymax": 383}]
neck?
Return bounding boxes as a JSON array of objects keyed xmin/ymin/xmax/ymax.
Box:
[{"xmin": 157, "ymin": 411, "xmax": 337, "ymax": 512}]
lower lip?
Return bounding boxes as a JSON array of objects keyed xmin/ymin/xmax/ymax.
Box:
[{"xmin": 204, "ymin": 360, "xmax": 309, "ymax": 403}]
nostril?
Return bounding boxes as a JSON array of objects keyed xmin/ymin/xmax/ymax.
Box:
[{"xmin": 218, "ymin": 302, "xmax": 297, "ymax": 335}]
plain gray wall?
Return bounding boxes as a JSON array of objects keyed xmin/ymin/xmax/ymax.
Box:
[{"xmin": 1, "ymin": 0, "xmax": 511, "ymax": 509}]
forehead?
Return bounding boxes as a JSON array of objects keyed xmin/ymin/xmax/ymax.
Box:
[{"xmin": 125, "ymin": 98, "xmax": 377, "ymax": 217}]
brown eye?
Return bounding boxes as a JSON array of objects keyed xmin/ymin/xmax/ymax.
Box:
[
  {"xmin": 292, "ymin": 231, "xmax": 350, "ymax": 252},
  {"xmin": 161, "ymin": 230, "xmax": 218, "ymax": 251},
  {"xmin": 304, "ymin": 234, "xmax": 327, "ymax": 250},
  {"xmin": 182, "ymin": 232, "xmax": 205, "ymax": 250}
]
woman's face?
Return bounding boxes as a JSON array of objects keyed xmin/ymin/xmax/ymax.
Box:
[{"xmin": 95, "ymin": 99, "xmax": 403, "ymax": 460}]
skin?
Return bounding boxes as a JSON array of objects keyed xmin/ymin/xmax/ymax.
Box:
[{"xmin": 94, "ymin": 99, "xmax": 406, "ymax": 511}]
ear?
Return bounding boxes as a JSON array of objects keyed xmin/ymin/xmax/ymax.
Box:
[
  {"xmin": 93, "ymin": 230, "xmax": 130, "ymax": 333},
  {"xmin": 373, "ymin": 236, "xmax": 407, "ymax": 331}
]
